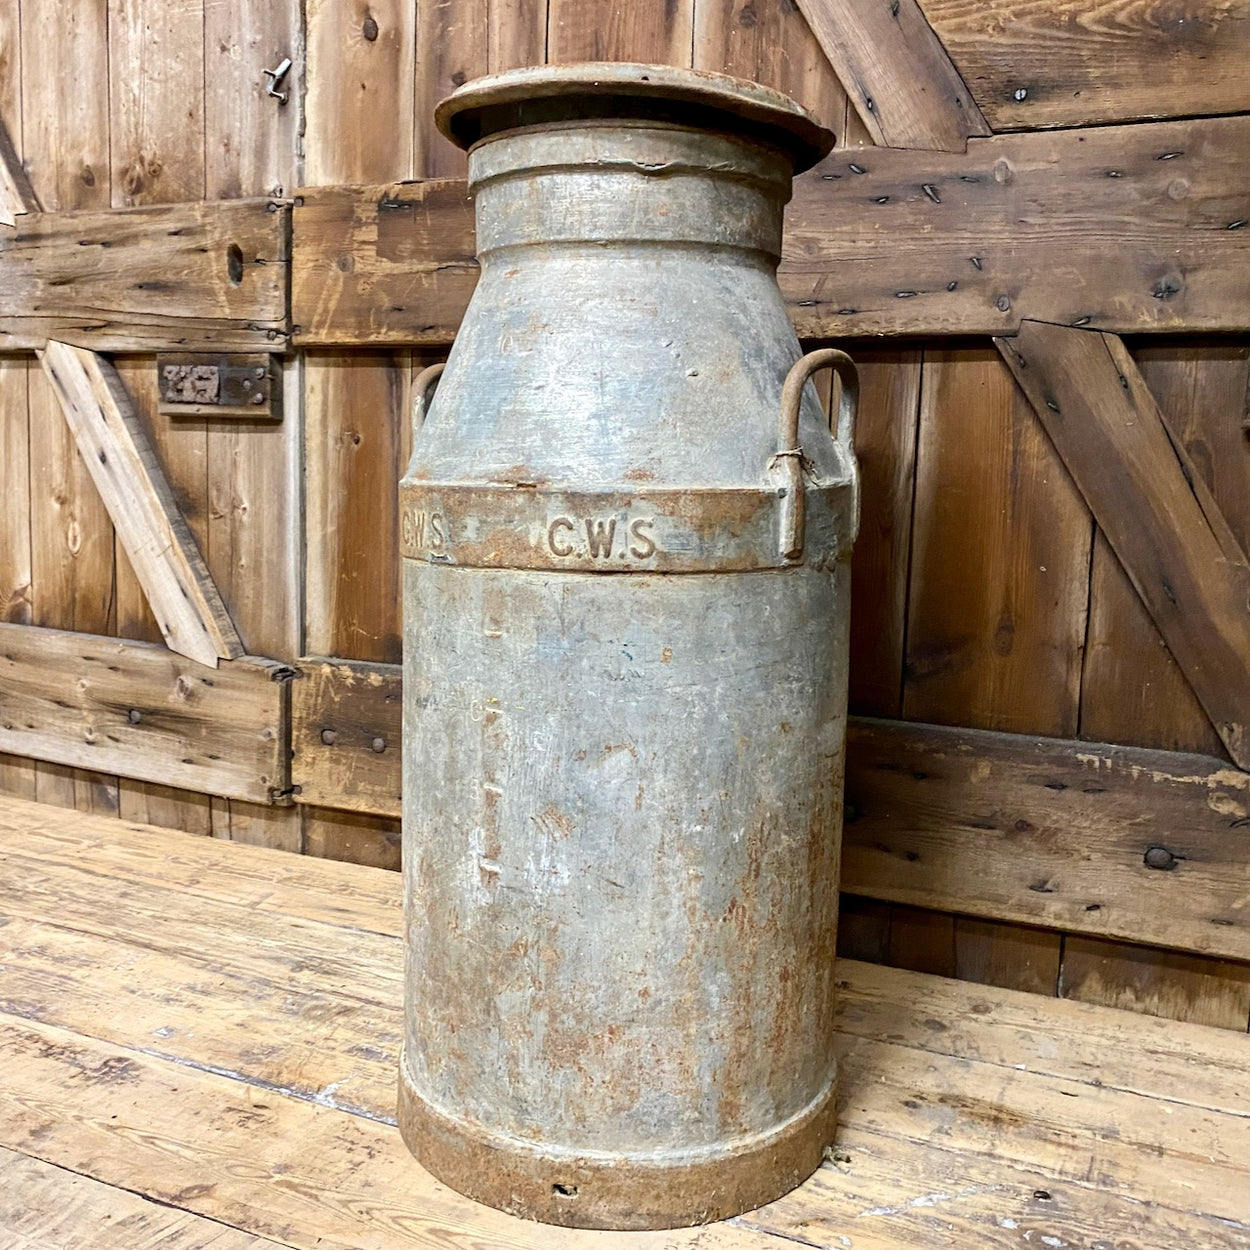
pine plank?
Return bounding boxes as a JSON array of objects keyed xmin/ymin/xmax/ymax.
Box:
[
  {"xmin": 795, "ymin": 0, "xmax": 989, "ymax": 151},
  {"xmin": 0, "ymin": 118, "xmax": 37, "ymax": 224},
  {"xmin": 0, "ymin": 624, "xmax": 291, "ymax": 803},
  {"xmin": 1081, "ymin": 341, "xmax": 1250, "ymax": 757},
  {"xmin": 292, "ymin": 115, "xmax": 1250, "ymax": 346},
  {"xmin": 548, "ymin": 0, "xmax": 694, "ymax": 65},
  {"xmin": 843, "ymin": 718, "xmax": 1250, "ymax": 962},
  {"xmin": 202, "ymin": 2, "xmax": 303, "ymax": 853},
  {"xmin": 291, "ymin": 657, "xmax": 403, "ymax": 813},
  {"xmin": 1060, "ymin": 936, "xmax": 1250, "ymax": 1032},
  {"xmin": 693, "ymin": 0, "xmax": 846, "ymax": 133},
  {"xmin": 845, "ymin": 347, "xmax": 922, "ymax": 718},
  {"xmin": 920, "ymin": 0, "xmax": 1250, "ymax": 131},
  {"xmin": 0, "ymin": 358, "xmax": 32, "ymax": 625},
  {"xmin": 107, "ymin": 0, "xmax": 206, "ymax": 207},
  {"xmin": 997, "ymin": 322, "xmax": 1250, "ymax": 770},
  {"xmin": 902, "ymin": 346, "xmax": 1090, "ymax": 736},
  {"xmin": 17, "ymin": 0, "xmax": 119, "ymax": 813},
  {"xmin": 0, "ymin": 1148, "xmax": 288, "ymax": 1250},
  {"xmin": 304, "ymin": 0, "xmax": 415, "ymax": 187},
  {"xmin": 414, "ymin": 0, "xmax": 489, "ymax": 180},
  {"xmin": 0, "ymin": 198, "xmax": 291, "ymax": 354},
  {"xmin": 0, "ymin": 807, "xmax": 1247, "ymax": 1246},
  {"xmin": 18, "ymin": 0, "xmax": 110, "ymax": 215},
  {"xmin": 37, "ymin": 343, "xmax": 244, "ymax": 667}
]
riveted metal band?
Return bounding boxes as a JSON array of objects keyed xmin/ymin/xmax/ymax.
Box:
[{"xmin": 399, "ymin": 480, "xmax": 854, "ymax": 572}]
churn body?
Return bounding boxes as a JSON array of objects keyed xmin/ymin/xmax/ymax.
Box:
[{"xmin": 399, "ymin": 64, "xmax": 859, "ymax": 1230}]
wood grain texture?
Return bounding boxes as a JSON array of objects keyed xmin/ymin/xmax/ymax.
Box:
[
  {"xmin": 302, "ymin": 0, "xmax": 417, "ymax": 867},
  {"xmin": 291, "ymin": 181, "xmax": 477, "ymax": 345},
  {"xmin": 0, "ymin": 359, "xmax": 31, "ymax": 625},
  {"xmin": 0, "ymin": 116, "xmax": 38, "ymax": 223},
  {"xmin": 202, "ymin": 0, "xmax": 303, "ymax": 852},
  {"xmin": 291, "ymin": 114, "xmax": 1250, "ymax": 345},
  {"xmin": 692, "ymin": 0, "xmax": 847, "ymax": 134},
  {"xmin": 845, "ymin": 346, "xmax": 922, "ymax": 718},
  {"xmin": 784, "ymin": 114, "xmax": 1250, "ymax": 338},
  {"xmin": 38, "ymin": 342, "xmax": 244, "ymax": 667},
  {"xmin": 0, "ymin": 1148, "xmax": 289, "ymax": 1250},
  {"xmin": 0, "ymin": 803, "xmax": 1246, "ymax": 1246},
  {"xmin": 548, "ymin": 0, "xmax": 694, "ymax": 65},
  {"xmin": 843, "ymin": 718, "xmax": 1250, "ymax": 962},
  {"xmin": 0, "ymin": 624, "xmax": 292, "ymax": 803},
  {"xmin": 291, "ymin": 658, "xmax": 403, "ymax": 813},
  {"xmin": 1081, "ymin": 340, "xmax": 1250, "ymax": 757},
  {"xmin": 903, "ymin": 345, "xmax": 1090, "ymax": 736},
  {"xmin": 921, "ymin": 0, "xmax": 1250, "ymax": 130},
  {"xmin": 1061, "ymin": 936, "xmax": 1250, "ymax": 1032},
  {"xmin": 304, "ymin": 0, "xmax": 415, "ymax": 186},
  {"xmin": 796, "ymin": 0, "xmax": 989, "ymax": 150},
  {"xmin": 107, "ymin": 0, "xmax": 205, "ymax": 207},
  {"xmin": 18, "ymin": 0, "xmax": 109, "ymax": 215},
  {"xmin": 998, "ymin": 322, "xmax": 1250, "ymax": 770},
  {"xmin": 0, "ymin": 197, "xmax": 291, "ymax": 353}
]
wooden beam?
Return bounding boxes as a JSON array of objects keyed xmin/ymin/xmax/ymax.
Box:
[
  {"xmin": 37, "ymin": 342, "xmax": 245, "ymax": 668},
  {"xmin": 843, "ymin": 718, "xmax": 1250, "ymax": 964},
  {"xmin": 289, "ymin": 658, "xmax": 1250, "ymax": 961},
  {"xmin": 290, "ymin": 658, "xmax": 402, "ymax": 813},
  {"xmin": 795, "ymin": 0, "xmax": 989, "ymax": 151},
  {"xmin": 920, "ymin": 0, "xmax": 1250, "ymax": 132},
  {"xmin": 291, "ymin": 114, "xmax": 1250, "ymax": 345},
  {"xmin": 996, "ymin": 321, "xmax": 1250, "ymax": 770},
  {"xmin": 0, "ymin": 116, "xmax": 39, "ymax": 225},
  {"xmin": 0, "ymin": 197, "xmax": 289, "ymax": 352},
  {"xmin": 0, "ymin": 623, "xmax": 293, "ymax": 804}
]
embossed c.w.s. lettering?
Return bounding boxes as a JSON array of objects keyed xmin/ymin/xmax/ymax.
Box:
[{"xmin": 403, "ymin": 508, "xmax": 447, "ymax": 552}]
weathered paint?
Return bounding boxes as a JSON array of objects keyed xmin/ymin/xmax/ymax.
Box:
[{"xmin": 399, "ymin": 63, "xmax": 856, "ymax": 1230}]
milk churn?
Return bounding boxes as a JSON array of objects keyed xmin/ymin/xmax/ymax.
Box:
[{"xmin": 399, "ymin": 63, "xmax": 858, "ymax": 1230}]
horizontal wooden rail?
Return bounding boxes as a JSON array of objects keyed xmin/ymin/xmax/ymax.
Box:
[
  {"xmin": 0, "ymin": 624, "xmax": 295, "ymax": 804},
  {"xmin": 920, "ymin": 0, "xmax": 1250, "ymax": 132},
  {"xmin": 0, "ymin": 197, "xmax": 290, "ymax": 352},
  {"xmin": 291, "ymin": 656, "xmax": 1250, "ymax": 963},
  {"xmin": 292, "ymin": 114, "xmax": 1250, "ymax": 345}
]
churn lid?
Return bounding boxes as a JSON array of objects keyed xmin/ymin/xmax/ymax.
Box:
[{"xmin": 434, "ymin": 62, "xmax": 836, "ymax": 173}]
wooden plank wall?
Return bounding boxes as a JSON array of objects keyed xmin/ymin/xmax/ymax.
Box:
[{"xmin": 0, "ymin": 0, "xmax": 1248, "ymax": 1033}]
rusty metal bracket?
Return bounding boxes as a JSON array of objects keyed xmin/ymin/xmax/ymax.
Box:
[{"xmin": 157, "ymin": 353, "xmax": 282, "ymax": 419}]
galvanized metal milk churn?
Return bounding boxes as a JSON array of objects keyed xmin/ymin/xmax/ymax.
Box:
[{"xmin": 399, "ymin": 63, "xmax": 859, "ymax": 1230}]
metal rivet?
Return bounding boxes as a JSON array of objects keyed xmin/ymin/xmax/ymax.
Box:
[
  {"xmin": 127, "ymin": 709, "xmax": 142, "ymax": 724},
  {"xmin": 1144, "ymin": 845, "xmax": 1176, "ymax": 870},
  {"xmin": 320, "ymin": 728, "xmax": 338, "ymax": 745},
  {"xmin": 371, "ymin": 737, "xmax": 387, "ymax": 753}
]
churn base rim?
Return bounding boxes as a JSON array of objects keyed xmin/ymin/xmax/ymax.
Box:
[{"xmin": 397, "ymin": 1056, "xmax": 837, "ymax": 1230}]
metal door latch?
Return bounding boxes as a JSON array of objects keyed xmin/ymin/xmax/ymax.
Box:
[{"xmin": 263, "ymin": 57, "xmax": 292, "ymax": 105}]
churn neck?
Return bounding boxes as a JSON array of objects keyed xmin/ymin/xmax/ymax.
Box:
[
  {"xmin": 435, "ymin": 64, "xmax": 834, "ymax": 260},
  {"xmin": 434, "ymin": 63, "xmax": 835, "ymax": 174}
]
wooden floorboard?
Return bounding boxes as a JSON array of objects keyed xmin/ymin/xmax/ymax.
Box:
[{"xmin": 0, "ymin": 795, "xmax": 1247, "ymax": 1248}]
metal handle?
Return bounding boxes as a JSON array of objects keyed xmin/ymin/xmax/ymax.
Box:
[
  {"xmin": 773, "ymin": 349, "xmax": 859, "ymax": 561},
  {"xmin": 412, "ymin": 362, "xmax": 446, "ymax": 441}
]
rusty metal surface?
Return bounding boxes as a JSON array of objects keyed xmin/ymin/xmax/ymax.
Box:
[{"xmin": 400, "ymin": 63, "xmax": 854, "ymax": 1230}]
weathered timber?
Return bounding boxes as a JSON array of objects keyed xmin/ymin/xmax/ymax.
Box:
[
  {"xmin": 0, "ymin": 197, "xmax": 290, "ymax": 352},
  {"xmin": 997, "ymin": 322, "xmax": 1250, "ymax": 770},
  {"xmin": 0, "ymin": 803, "xmax": 1247, "ymax": 1246},
  {"xmin": 38, "ymin": 342, "xmax": 244, "ymax": 668},
  {"xmin": 0, "ymin": 116, "xmax": 38, "ymax": 225},
  {"xmin": 287, "ymin": 658, "xmax": 1250, "ymax": 962},
  {"xmin": 921, "ymin": 0, "xmax": 1250, "ymax": 131},
  {"xmin": 0, "ymin": 623, "xmax": 293, "ymax": 804},
  {"xmin": 291, "ymin": 658, "xmax": 402, "ymax": 813},
  {"xmin": 291, "ymin": 181, "xmax": 476, "ymax": 345},
  {"xmin": 796, "ymin": 0, "xmax": 989, "ymax": 151},
  {"xmin": 844, "ymin": 718, "xmax": 1250, "ymax": 963},
  {"xmin": 291, "ymin": 115, "xmax": 1250, "ymax": 344}
]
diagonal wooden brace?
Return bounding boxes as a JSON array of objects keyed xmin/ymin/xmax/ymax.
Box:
[
  {"xmin": 997, "ymin": 320, "xmax": 1250, "ymax": 770},
  {"xmin": 36, "ymin": 341, "xmax": 245, "ymax": 669}
]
